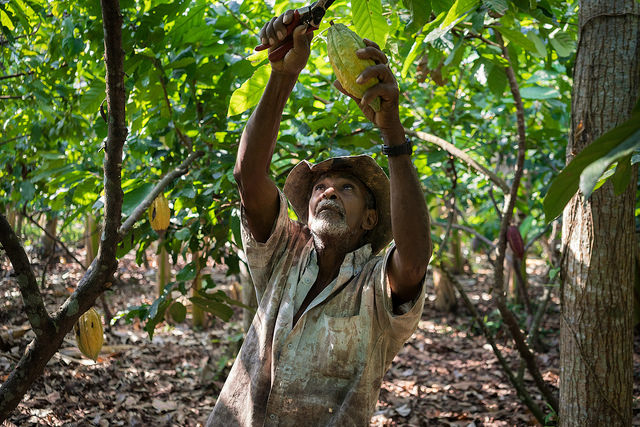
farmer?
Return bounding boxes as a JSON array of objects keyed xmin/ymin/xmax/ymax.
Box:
[{"xmin": 207, "ymin": 10, "xmax": 431, "ymax": 426}]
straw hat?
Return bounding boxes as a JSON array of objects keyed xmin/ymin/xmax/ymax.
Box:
[{"xmin": 283, "ymin": 155, "xmax": 392, "ymax": 255}]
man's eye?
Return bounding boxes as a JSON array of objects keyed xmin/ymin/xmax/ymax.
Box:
[
  {"xmin": 314, "ymin": 184, "xmax": 325, "ymax": 191},
  {"xmin": 343, "ymin": 184, "xmax": 354, "ymax": 190}
]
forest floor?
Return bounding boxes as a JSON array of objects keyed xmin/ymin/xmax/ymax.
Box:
[{"xmin": 1, "ymin": 248, "xmax": 639, "ymax": 427}]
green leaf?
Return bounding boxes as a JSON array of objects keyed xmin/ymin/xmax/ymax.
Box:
[
  {"xmin": 169, "ymin": 301, "xmax": 187, "ymax": 322},
  {"xmin": 611, "ymin": 155, "xmax": 633, "ymax": 195},
  {"xmin": 189, "ymin": 296, "xmax": 234, "ymax": 322},
  {"xmin": 483, "ymin": 0, "xmax": 507, "ymax": 14},
  {"xmin": 442, "ymin": 0, "xmax": 480, "ymax": 29},
  {"xmin": 526, "ymin": 31, "xmax": 547, "ymax": 57},
  {"xmin": 227, "ymin": 64, "xmax": 270, "ymax": 117},
  {"xmin": 519, "ymin": 85, "xmax": 559, "ymax": 99},
  {"xmin": 176, "ymin": 262, "xmax": 197, "ymax": 281},
  {"xmin": 549, "ymin": 30, "xmax": 574, "ymax": 58},
  {"xmin": 487, "ymin": 64, "xmax": 507, "ymax": 97},
  {"xmin": 495, "ymin": 27, "xmax": 539, "ymax": 55},
  {"xmin": 543, "ymin": 111, "xmax": 640, "ymax": 221},
  {"xmin": 579, "ymin": 128, "xmax": 640, "ymax": 198},
  {"xmin": 122, "ymin": 182, "xmax": 154, "ymax": 217},
  {"xmin": 402, "ymin": 0, "xmax": 431, "ymax": 33},
  {"xmin": 352, "ymin": 0, "xmax": 389, "ymax": 47}
]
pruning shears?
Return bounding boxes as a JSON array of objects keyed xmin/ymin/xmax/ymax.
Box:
[{"xmin": 255, "ymin": 0, "xmax": 336, "ymax": 62}]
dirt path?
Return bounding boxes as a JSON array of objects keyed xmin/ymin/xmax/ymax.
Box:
[{"xmin": 1, "ymin": 253, "xmax": 639, "ymax": 426}]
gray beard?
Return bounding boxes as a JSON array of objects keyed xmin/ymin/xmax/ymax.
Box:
[{"xmin": 308, "ymin": 212, "xmax": 350, "ymax": 239}]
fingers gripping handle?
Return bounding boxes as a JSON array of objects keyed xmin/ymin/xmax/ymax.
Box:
[{"xmin": 254, "ymin": 10, "xmax": 316, "ymax": 62}]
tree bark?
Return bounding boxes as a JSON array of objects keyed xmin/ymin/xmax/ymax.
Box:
[{"xmin": 560, "ymin": 2, "xmax": 640, "ymax": 425}]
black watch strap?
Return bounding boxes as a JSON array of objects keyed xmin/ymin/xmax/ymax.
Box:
[{"xmin": 382, "ymin": 138, "xmax": 412, "ymax": 157}]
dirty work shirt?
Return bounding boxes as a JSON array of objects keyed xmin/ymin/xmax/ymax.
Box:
[{"xmin": 207, "ymin": 191, "xmax": 426, "ymax": 427}]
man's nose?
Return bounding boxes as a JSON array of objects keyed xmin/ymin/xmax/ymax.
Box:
[{"xmin": 322, "ymin": 186, "xmax": 337, "ymax": 199}]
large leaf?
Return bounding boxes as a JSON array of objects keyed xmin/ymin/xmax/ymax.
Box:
[
  {"xmin": 543, "ymin": 111, "xmax": 640, "ymax": 221},
  {"xmin": 519, "ymin": 85, "xmax": 560, "ymax": 99},
  {"xmin": 549, "ymin": 30, "xmax": 574, "ymax": 58},
  {"xmin": 402, "ymin": 0, "xmax": 431, "ymax": 33},
  {"xmin": 424, "ymin": 0, "xmax": 479, "ymax": 44},
  {"xmin": 122, "ymin": 182, "xmax": 154, "ymax": 217},
  {"xmin": 227, "ymin": 64, "xmax": 270, "ymax": 117},
  {"xmin": 495, "ymin": 27, "xmax": 540, "ymax": 56},
  {"xmin": 579, "ymin": 128, "xmax": 640, "ymax": 198},
  {"xmin": 352, "ymin": 0, "xmax": 388, "ymax": 47}
]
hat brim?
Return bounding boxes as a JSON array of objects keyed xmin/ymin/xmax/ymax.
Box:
[{"xmin": 283, "ymin": 155, "xmax": 392, "ymax": 255}]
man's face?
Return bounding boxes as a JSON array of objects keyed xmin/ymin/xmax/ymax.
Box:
[{"xmin": 307, "ymin": 172, "xmax": 377, "ymax": 243}]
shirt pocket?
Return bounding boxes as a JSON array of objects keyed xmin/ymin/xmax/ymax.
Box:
[{"xmin": 316, "ymin": 314, "xmax": 367, "ymax": 380}]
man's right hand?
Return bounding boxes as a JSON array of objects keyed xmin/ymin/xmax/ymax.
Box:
[{"xmin": 259, "ymin": 10, "xmax": 313, "ymax": 75}]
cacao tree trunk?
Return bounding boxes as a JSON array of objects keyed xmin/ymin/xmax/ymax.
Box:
[
  {"xmin": 192, "ymin": 250, "xmax": 205, "ymax": 328},
  {"xmin": 559, "ymin": 2, "xmax": 639, "ymax": 425},
  {"xmin": 85, "ymin": 215, "xmax": 100, "ymax": 268},
  {"xmin": 157, "ymin": 238, "xmax": 171, "ymax": 297},
  {"xmin": 433, "ymin": 266, "xmax": 457, "ymax": 312}
]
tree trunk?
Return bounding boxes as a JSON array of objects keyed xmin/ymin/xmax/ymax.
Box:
[
  {"xmin": 560, "ymin": 2, "xmax": 639, "ymax": 425},
  {"xmin": 433, "ymin": 266, "xmax": 457, "ymax": 312},
  {"xmin": 157, "ymin": 238, "xmax": 171, "ymax": 297},
  {"xmin": 192, "ymin": 250, "xmax": 205, "ymax": 328},
  {"xmin": 85, "ymin": 215, "xmax": 100, "ymax": 268}
]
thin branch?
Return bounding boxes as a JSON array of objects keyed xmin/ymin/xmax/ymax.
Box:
[
  {"xmin": 406, "ymin": 128, "xmax": 510, "ymax": 193},
  {"xmin": 154, "ymin": 59, "xmax": 193, "ymax": 151},
  {"xmin": 524, "ymin": 220, "xmax": 555, "ymax": 252},
  {"xmin": 442, "ymin": 266, "xmax": 547, "ymax": 424},
  {"xmin": 431, "ymin": 221, "xmax": 495, "ymax": 249},
  {"xmin": 221, "ymin": 1, "xmax": 256, "ymax": 34},
  {"xmin": 119, "ymin": 150, "xmax": 203, "ymax": 238},
  {"xmin": 24, "ymin": 213, "xmax": 87, "ymax": 271},
  {"xmin": 0, "ymin": 71, "xmax": 34, "ymax": 81},
  {"xmin": 0, "ymin": 134, "xmax": 27, "ymax": 147},
  {"xmin": 0, "ymin": 214, "xmax": 54, "ymax": 338}
]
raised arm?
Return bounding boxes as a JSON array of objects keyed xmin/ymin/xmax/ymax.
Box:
[
  {"xmin": 234, "ymin": 12, "xmax": 313, "ymax": 243},
  {"xmin": 334, "ymin": 40, "xmax": 432, "ymax": 302}
]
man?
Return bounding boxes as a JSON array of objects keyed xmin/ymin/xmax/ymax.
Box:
[{"xmin": 207, "ymin": 10, "xmax": 431, "ymax": 426}]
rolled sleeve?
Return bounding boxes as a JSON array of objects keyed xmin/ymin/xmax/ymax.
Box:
[{"xmin": 241, "ymin": 190, "xmax": 293, "ymax": 299}]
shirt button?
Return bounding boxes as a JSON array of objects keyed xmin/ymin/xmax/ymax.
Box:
[
  {"xmin": 269, "ymin": 414, "xmax": 276, "ymax": 420},
  {"xmin": 287, "ymin": 343, "xmax": 292, "ymax": 349}
]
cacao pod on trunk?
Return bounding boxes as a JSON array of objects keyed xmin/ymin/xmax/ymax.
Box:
[
  {"xmin": 327, "ymin": 22, "xmax": 381, "ymax": 111},
  {"xmin": 507, "ymin": 225, "xmax": 525, "ymax": 259},
  {"xmin": 148, "ymin": 193, "xmax": 170, "ymax": 232},
  {"xmin": 74, "ymin": 307, "xmax": 104, "ymax": 361}
]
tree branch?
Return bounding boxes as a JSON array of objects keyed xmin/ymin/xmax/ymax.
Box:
[
  {"xmin": 24, "ymin": 213, "xmax": 87, "ymax": 271},
  {"xmin": 0, "ymin": 71, "xmax": 35, "ymax": 81},
  {"xmin": 0, "ymin": 214, "xmax": 54, "ymax": 338},
  {"xmin": 118, "ymin": 150, "xmax": 203, "ymax": 238},
  {"xmin": 431, "ymin": 220, "xmax": 495, "ymax": 249},
  {"xmin": 405, "ymin": 128, "xmax": 510, "ymax": 193}
]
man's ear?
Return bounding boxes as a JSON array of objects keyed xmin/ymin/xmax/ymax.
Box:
[{"xmin": 362, "ymin": 208, "xmax": 378, "ymax": 231}]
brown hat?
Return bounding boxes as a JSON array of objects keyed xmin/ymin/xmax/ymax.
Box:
[{"xmin": 283, "ymin": 155, "xmax": 392, "ymax": 255}]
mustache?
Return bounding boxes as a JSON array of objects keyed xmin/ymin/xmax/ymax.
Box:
[{"xmin": 316, "ymin": 199, "xmax": 345, "ymax": 216}]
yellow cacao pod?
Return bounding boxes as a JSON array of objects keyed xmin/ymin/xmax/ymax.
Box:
[
  {"xmin": 327, "ymin": 22, "xmax": 381, "ymax": 112},
  {"xmin": 74, "ymin": 307, "xmax": 103, "ymax": 361},
  {"xmin": 148, "ymin": 193, "xmax": 170, "ymax": 232}
]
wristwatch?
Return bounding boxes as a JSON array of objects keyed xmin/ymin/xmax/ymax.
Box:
[{"xmin": 382, "ymin": 138, "xmax": 412, "ymax": 157}]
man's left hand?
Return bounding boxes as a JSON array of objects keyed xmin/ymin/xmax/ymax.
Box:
[{"xmin": 333, "ymin": 39, "xmax": 404, "ymax": 138}]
